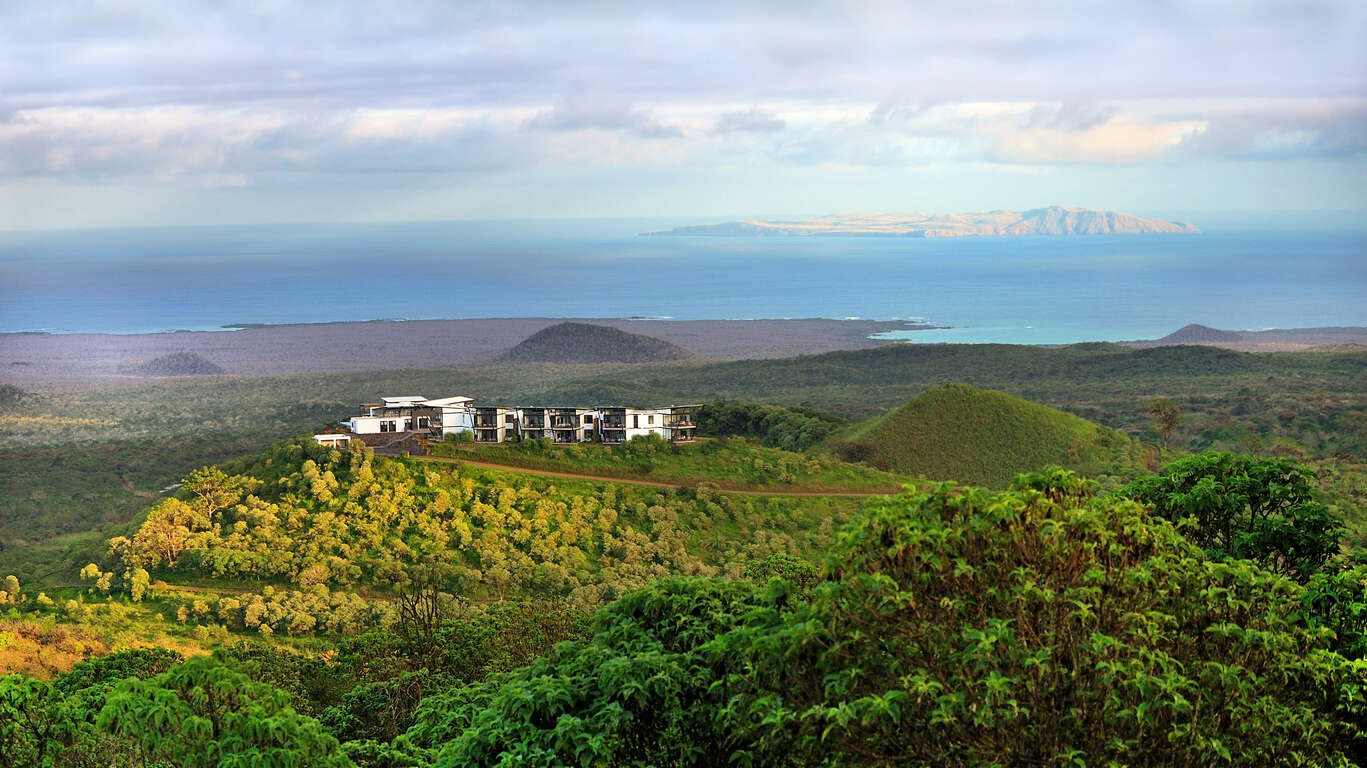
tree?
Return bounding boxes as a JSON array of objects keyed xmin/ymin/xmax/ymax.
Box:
[
  {"xmin": 725, "ymin": 477, "xmax": 1359, "ymax": 766},
  {"xmin": 1147, "ymin": 397, "xmax": 1182, "ymax": 447},
  {"xmin": 124, "ymin": 568, "xmax": 150, "ymax": 603},
  {"xmin": 0, "ymin": 675, "xmax": 72, "ymax": 768},
  {"xmin": 181, "ymin": 466, "xmax": 257, "ymax": 517},
  {"xmin": 403, "ymin": 578, "xmax": 775, "ymax": 767},
  {"xmin": 1120, "ymin": 451, "xmax": 1343, "ymax": 579},
  {"xmin": 393, "ymin": 566, "xmax": 455, "ymax": 673},
  {"xmin": 96, "ymin": 657, "xmax": 351, "ymax": 768}
]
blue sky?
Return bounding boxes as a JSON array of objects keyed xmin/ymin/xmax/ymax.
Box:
[{"xmin": 1, "ymin": 0, "xmax": 1364, "ymax": 229}]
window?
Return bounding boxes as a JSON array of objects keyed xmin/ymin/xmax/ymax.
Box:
[
  {"xmin": 404, "ymin": 419, "xmax": 414, "ymax": 430},
  {"xmin": 505, "ymin": 414, "xmax": 515, "ymax": 423},
  {"xmin": 648, "ymin": 415, "xmax": 654, "ymax": 425},
  {"xmin": 633, "ymin": 414, "xmax": 639, "ymax": 429},
  {"xmin": 380, "ymin": 420, "xmax": 396, "ymax": 433},
  {"xmin": 583, "ymin": 414, "xmax": 592, "ymax": 425},
  {"xmin": 418, "ymin": 417, "xmax": 429, "ymax": 428}
]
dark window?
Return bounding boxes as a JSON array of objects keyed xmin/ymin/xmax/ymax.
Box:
[
  {"xmin": 633, "ymin": 414, "xmax": 639, "ymax": 429},
  {"xmin": 404, "ymin": 419, "xmax": 413, "ymax": 430},
  {"xmin": 648, "ymin": 415, "xmax": 654, "ymax": 425},
  {"xmin": 418, "ymin": 417, "xmax": 429, "ymax": 428}
]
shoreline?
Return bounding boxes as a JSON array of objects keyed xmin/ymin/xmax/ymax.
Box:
[
  {"xmin": 2, "ymin": 314, "xmax": 942, "ymax": 338},
  {"xmin": 0, "ymin": 317, "xmax": 932, "ymax": 384},
  {"xmin": 4, "ymin": 317, "xmax": 1363, "ymax": 387}
]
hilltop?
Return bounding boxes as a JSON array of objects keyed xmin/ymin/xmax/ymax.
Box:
[
  {"xmin": 644, "ymin": 206, "xmax": 1199, "ymax": 237},
  {"xmin": 1125, "ymin": 324, "xmax": 1367, "ymax": 352},
  {"xmin": 120, "ymin": 351, "xmax": 226, "ymax": 376},
  {"xmin": 505, "ymin": 322, "xmax": 695, "ymax": 363},
  {"xmin": 1155, "ymin": 324, "xmax": 1244, "ymax": 344},
  {"xmin": 828, "ymin": 384, "xmax": 1147, "ymax": 488}
]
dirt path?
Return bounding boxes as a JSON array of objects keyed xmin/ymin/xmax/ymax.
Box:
[{"xmin": 411, "ymin": 455, "xmax": 900, "ymax": 497}]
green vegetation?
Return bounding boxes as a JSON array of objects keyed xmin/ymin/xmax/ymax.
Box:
[
  {"xmin": 0, "ymin": 383, "xmax": 26, "ymax": 408},
  {"xmin": 504, "ymin": 322, "xmax": 694, "ymax": 363},
  {"xmin": 2, "ymin": 332, "xmax": 1365, "ymax": 764},
  {"xmin": 696, "ymin": 400, "xmax": 844, "ymax": 451},
  {"xmin": 1120, "ymin": 451, "xmax": 1343, "ymax": 580},
  {"xmin": 119, "ymin": 350, "xmax": 226, "ymax": 376},
  {"xmin": 429, "ymin": 433, "xmax": 906, "ymax": 492},
  {"xmin": 828, "ymin": 383, "xmax": 1148, "ymax": 488},
  {"xmin": 102, "ymin": 439, "xmax": 859, "ymax": 614},
  {"xmin": 4, "ymin": 342, "xmax": 1362, "ymax": 555},
  {"xmin": 0, "ymin": 440, "xmax": 1364, "ymax": 765}
]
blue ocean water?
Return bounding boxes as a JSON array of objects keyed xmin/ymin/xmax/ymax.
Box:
[{"xmin": 0, "ymin": 220, "xmax": 1363, "ymax": 343}]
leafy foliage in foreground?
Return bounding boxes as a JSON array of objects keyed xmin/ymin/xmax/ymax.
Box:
[
  {"xmin": 395, "ymin": 471, "xmax": 1362, "ymax": 766},
  {"xmin": 2, "ymin": 465, "xmax": 1366, "ymax": 766},
  {"xmin": 1121, "ymin": 451, "xmax": 1343, "ymax": 580}
]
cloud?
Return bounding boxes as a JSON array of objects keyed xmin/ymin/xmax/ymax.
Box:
[
  {"xmin": 0, "ymin": 106, "xmax": 538, "ymax": 180},
  {"xmin": 526, "ymin": 95, "xmax": 683, "ymax": 139},
  {"xmin": 1172, "ymin": 102, "xmax": 1367, "ymax": 159},
  {"xmin": 711, "ymin": 108, "xmax": 785, "ymax": 134},
  {"xmin": 1025, "ymin": 102, "xmax": 1119, "ymax": 132}
]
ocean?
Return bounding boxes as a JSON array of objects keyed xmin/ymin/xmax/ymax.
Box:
[{"xmin": 1, "ymin": 220, "xmax": 1363, "ymax": 343}]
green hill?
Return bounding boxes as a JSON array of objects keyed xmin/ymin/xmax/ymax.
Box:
[
  {"xmin": 829, "ymin": 384, "xmax": 1147, "ymax": 488},
  {"xmin": 505, "ymin": 322, "xmax": 694, "ymax": 363},
  {"xmin": 121, "ymin": 351, "xmax": 226, "ymax": 376}
]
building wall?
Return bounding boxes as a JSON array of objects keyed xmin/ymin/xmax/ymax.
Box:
[
  {"xmin": 623, "ymin": 408, "xmax": 667, "ymax": 441},
  {"xmin": 348, "ymin": 415, "xmax": 399, "ymax": 434},
  {"xmin": 438, "ymin": 407, "xmax": 476, "ymax": 437}
]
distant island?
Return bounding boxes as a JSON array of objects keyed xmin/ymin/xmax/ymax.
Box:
[{"xmin": 643, "ymin": 206, "xmax": 1199, "ymax": 238}]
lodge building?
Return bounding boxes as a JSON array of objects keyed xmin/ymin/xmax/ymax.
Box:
[{"xmin": 336, "ymin": 396, "xmax": 699, "ymax": 446}]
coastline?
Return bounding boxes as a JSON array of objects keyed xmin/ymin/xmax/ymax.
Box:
[{"xmin": 0, "ymin": 317, "xmax": 933, "ymax": 383}]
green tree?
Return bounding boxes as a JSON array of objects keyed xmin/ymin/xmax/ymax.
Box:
[
  {"xmin": 0, "ymin": 675, "xmax": 72, "ymax": 768},
  {"xmin": 401, "ymin": 478, "xmax": 1362, "ymax": 765},
  {"xmin": 1147, "ymin": 397, "xmax": 1182, "ymax": 447},
  {"xmin": 725, "ymin": 477, "xmax": 1360, "ymax": 766},
  {"xmin": 1120, "ymin": 451, "xmax": 1343, "ymax": 579},
  {"xmin": 96, "ymin": 657, "xmax": 353, "ymax": 768}
]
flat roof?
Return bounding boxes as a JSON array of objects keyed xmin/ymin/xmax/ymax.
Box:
[
  {"xmin": 422, "ymin": 396, "xmax": 474, "ymax": 406},
  {"xmin": 381, "ymin": 396, "xmax": 427, "ymax": 404}
]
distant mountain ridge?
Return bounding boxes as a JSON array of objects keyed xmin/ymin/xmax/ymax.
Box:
[
  {"xmin": 1155, "ymin": 324, "xmax": 1244, "ymax": 344},
  {"xmin": 505, "ymin": 322, "xmax": 695, "ymax": 363},
  {"xmin": 121, "ymin": 351, "xmax": 226, "ymax": 376},
  {"xmin": 644, "ymin": 206, "xmax": 1199, "ymax": 238}
]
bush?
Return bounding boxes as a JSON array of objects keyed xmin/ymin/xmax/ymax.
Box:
[{"xmin": 403, "ymin": 474, "xmax": 1362, "ymax": 766}]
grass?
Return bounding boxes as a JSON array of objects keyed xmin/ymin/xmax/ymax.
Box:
[
  {"xmin": 829, "ymin": 384, "xmax": 1150, "ymax": 489},
  {"xmin": 427, "ymin": 436, "xmax": 910, "ymax": 493}
]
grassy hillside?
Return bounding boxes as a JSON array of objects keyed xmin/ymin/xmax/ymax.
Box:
[
  {"xmin": 829, "ymin": 384, "xmax": 1148, "ymax": 488},
  {"xmin": 505, "ymin": 322, "xmax": 694, "ymax": 363},
  {"xmin": 428, "ymin": 435, "xmax": 908, "ymax": 493},
  {"xmin": 92, "ymin": 439, "xmax": 862, "ymax": 609}
]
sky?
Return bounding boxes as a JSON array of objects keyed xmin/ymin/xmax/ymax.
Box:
[{"xmin": 1, "ymin": 0, "xmax": 1365, "ymax": 229}]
